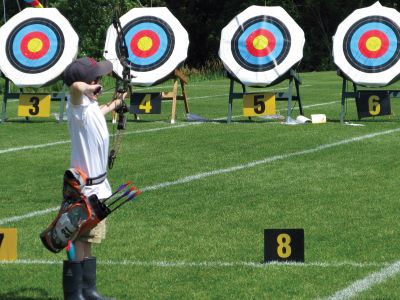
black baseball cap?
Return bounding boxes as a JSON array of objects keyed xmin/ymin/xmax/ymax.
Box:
[{"xmin": 64, "ymin": 57, "xmax": 113, "ymax": 86}]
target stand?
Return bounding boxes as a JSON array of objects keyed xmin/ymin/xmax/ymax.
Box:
[
  {"xmin": 227, "ymin": 69, "xmax": 303, "ymax": 123},
  {"xmin": 1, "ymin": 76, "xmax": 68, "ymax": 123},
  {"xmin": 333, "ymin": 2, "xmax": 400, "ymax": 123},
  {"xmin": 160, "ymin": 69, "xmax": 190, "ymax": 123},
  {"xmin": 130, "ymin": 68, "xmax": 190, "ymax": 123},
  {"xmin": 339, "ymin": 71, "xmax": 400, "ymax": 123}
]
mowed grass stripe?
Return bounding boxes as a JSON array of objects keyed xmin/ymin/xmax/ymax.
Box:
[
  {"xmin": 1, "ymin": 127, "xmax": 399, "ymax": 226},
  {"xmin": 0, "ymin": 99, "xmax": 344, "ymax": 155}
]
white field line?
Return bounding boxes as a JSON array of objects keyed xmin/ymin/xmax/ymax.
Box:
[
  {"xmin": 323, "ymin": 260, "xmax": 400, "ymax": 300},
  {"xmin": 1, "ymin": 127, "xmax": 400, "ymax": 226},
  {"xmin": 0, "ymin": 259, "xmax": 391, "ymax": 269},
  {"xmin": 0, "ymin": 122, "xmax": 198, "ymax": 155},
  {"xmin": 0, "ymin": 99, "xmax": 334, "ymax": 155}
]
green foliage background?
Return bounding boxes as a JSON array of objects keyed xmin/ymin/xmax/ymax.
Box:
[{"xmin": 1, "ymin": 0, "xmax": 400, "ymax": 71}]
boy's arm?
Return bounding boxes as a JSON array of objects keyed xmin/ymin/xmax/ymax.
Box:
[
  {"xmin": 69, "ymin": 82, "xmax": 102, "ymax": 105},
  {"xmin": 99, "ymin": 92, "xmax": 127, "ymax": 115}
]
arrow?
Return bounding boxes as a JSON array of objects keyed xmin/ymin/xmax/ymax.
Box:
[{"xmin": 110, "ymin": 190, "xmax": 141, "ymax": 212}]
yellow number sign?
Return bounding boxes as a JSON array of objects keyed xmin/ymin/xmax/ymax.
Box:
[
  {"xmin": 243, "ymin": 93, "xmax": 276, "ymax": 117},
  {"xmin": 18, "ymin": 94, "xmax": 51, "ymax": 117},
  {"xmin": 0, "ymin": 228, "xmax": 17, "ymax": 261}
]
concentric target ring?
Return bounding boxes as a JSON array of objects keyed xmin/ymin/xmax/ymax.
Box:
[
  {"xmin": 6, "ymin": 18, "xmax": 65, "ymax": 74},
  {"xmin": 343, "ymin": 16, "xmax": 400, "ymax": 73},
  {"xmin": 231, "ymin": 15, "xmax": 291, "ymax": 72},
  {"xmin": 117, "ymin": 16, "xmax": 175, "ymax": 72}
]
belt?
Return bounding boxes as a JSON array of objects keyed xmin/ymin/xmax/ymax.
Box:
[{"xmin": 86, "ymin": 172, "xmax": 107, "ymax": 186}]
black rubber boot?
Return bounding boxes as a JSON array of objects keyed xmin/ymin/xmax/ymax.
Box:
[
  {"xmin": 82, "ymin": 257, "xmax": 115, "ymax": 300},
  {"xmin": 63, "ymin": 260, "xmax": 86, "ymax": 300}
]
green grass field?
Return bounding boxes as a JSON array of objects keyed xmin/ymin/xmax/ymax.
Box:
[{"xmin": 1, "ymin": 71, "xmax": 400, "ymax": 299}]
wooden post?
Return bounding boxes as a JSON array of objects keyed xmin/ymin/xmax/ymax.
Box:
[{"xmin": 161, "ymin": 69, "xmax": 190, "ymax": 124}]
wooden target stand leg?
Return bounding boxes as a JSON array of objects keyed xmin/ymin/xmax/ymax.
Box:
[
  {"xmin": 160, "ymin": 69, "xmax": 190, "ymax": 124},
  {"xmin": 1, "ymin": 77, "xmax": 67, "ymax": 123},
  {"xmin": 226, "ymin": 69, "xmax": 303, "ymax": 123}
]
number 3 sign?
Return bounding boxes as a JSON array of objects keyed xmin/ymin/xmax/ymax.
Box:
[
  {"xmin": 264, "ymin": 229, "xmax": 304, "ymax": 263},
  {"xmin": 18, "ymin": 94, "xmax": 51, "ymax": 117}
]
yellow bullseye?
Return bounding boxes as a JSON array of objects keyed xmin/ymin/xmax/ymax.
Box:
[
  {"xmin": 366, "ymin": 36, "xmax": 382, "ymax": 52},
  {"xmin": 27, "ymin": 38, "xmax": 43, "ymax": 53},
  {"xmin": 253, "ymin": 35, "xmax": 268, "ymax": 50},
  {"xmin": 137, "ymin": 37, "xmax": 153, "ymax": 51}
]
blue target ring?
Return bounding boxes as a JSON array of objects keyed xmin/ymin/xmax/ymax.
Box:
[
  {"xmin": 232, "ymin": 16, "xmax": 291, "ymax": 72},
  {"xmin": 117, "ymin": 16, "xmax": 175, "ymax": 72},
  {"xmin": 344, "ymin": 16, "xmax": 400, "ymax": 73},
  {"xmin": 6, "ymin": 18, "xmax": 64, "ymax": 73}
]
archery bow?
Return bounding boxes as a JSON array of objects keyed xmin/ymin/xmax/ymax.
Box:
[{"xmin": 108, "ymin": 4, "xmax": 133, "ymax": 170}]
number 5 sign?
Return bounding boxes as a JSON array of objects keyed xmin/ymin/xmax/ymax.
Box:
[
  {"xmin": 243, "ymin": 93, "xmax": 276, "ymax": 117},
  {"xmin": 264, "ymin": 229, "xmax": 304, "ymax": 263}
]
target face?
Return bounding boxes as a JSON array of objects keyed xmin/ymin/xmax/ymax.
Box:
[
  {"xmin": 7, "ymin": 18, "xmax": 65, "ymax": 73},
  {"xmin": 344, "ymin": 16, "xmax": 400, "ymax": 73},
  {"xmin": 0, "ymin": 8, "xmax": 79, "ymax": 87},
  {"xmin": 219, "ymin": 5, "xmax": 304, "ymax": 86},
  {"xmin": 118, "ymin": 16, "xmax": 174, "ymax": 72},
  {"xmin": 104, "ymin": 7, "xmax": 189, "ymax": 87},
  {"xmin": 232, "ymin": 16, "xmax": 291, "ymax": 72},
  {"xmin": 333, "ymin": 2, "xmax": 400, "ymax": 86}
]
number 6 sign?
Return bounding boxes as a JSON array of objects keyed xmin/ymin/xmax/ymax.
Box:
[{"xmin": 264, "ymin": 228, "xmax": 304, "ymax": 263}]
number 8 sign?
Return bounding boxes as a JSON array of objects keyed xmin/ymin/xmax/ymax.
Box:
[{"xmin": 264, "ymin": 229, "xmax": 304, "ymax": 263}]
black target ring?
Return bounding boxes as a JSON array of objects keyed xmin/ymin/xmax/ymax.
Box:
[
  {"xmin": 231, "ymin": 15, "xmax": 291, "ymax": 72},
  {"xmin": 116, "ymin": 16, "xmax": 175, "ymax": 72},
  {"xmin": 6, "ymin": 18, "xmax": 65, "ymax": 74},
  {"xmin": 343, "ymin": 16, "xmax": 400, "ymax": 73}
]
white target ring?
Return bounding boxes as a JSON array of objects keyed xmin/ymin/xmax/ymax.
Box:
[
  {"xmin": 0, "ymin": 8, "xmax": 78, "ymax": 87},
  {"xmin": 333, "ymin": 2, "xmax": 400, "ymax": 86},
  {"xmin": 219, "ymin": 5, "xmax": 305, "ymax": 86},
  {"xmin": 104, "ymin": 7, "xmax": 189, "ymax": 87}
]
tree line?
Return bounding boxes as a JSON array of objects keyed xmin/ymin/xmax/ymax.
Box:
[{"xmin": 1, "ymin": 0, "xmax": 399, "ymax": 72}]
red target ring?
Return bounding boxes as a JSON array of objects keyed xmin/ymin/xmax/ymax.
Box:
[
  {"xmin": 130, "ymin": 29, "xmax": 160, "ymax": 58},
  {"xmin": 20, "ymin": 31, "xmax": 50, "ymax": 60},
  {"xmin": 358, "ymin": 30, "xmax": 389, "ymax": 58},
  {"xmin": 245, "ymin": 29, "xmax": 276, "ymax": 57}
]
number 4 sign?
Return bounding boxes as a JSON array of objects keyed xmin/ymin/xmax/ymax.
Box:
[{"xmin": 264, "ymin": 229, "xmax": 304, "ymax": 263}]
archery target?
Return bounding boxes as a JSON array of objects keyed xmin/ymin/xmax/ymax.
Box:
[
  {"xmin": 232, "ymin": 15, "xmax": 291, "ymax": 72},
  {"xmin": 104, "ymin": 7, "xmax": 189, "ymax": 86},
  {"xmin": 118, "ymin": 16, "xmax": 174, "ymax": 72},
  {"xmin": 333, "ymin": 2, "xmax": 400, "ymax": 86},
  {"xmin": 219, "ymin": 5, "xmax": 305, "ymax": 86},
  {"xmin": 0, "ymin": 8, "xmax": 78, "ymax": 87}
]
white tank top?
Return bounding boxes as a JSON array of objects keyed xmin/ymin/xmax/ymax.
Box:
[{"xmin": 67, "ymin": 95, "xmax": 112, "ymax": 199}]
